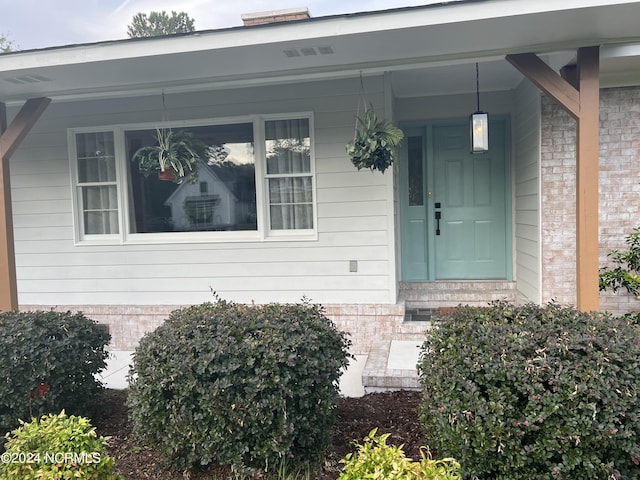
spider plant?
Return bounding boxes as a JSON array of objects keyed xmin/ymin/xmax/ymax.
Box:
[{"xmin": 132, "ymin": 127, "xmax": 204, "ymax": 183}]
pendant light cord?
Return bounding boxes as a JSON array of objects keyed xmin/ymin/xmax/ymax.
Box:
[{"xmin": 475, "ymin": 62, "xmax": 480, "ymax": 113}]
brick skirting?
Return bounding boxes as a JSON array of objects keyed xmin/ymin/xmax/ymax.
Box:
[{"xmin": 20, "ymin": 303, "xmax": 414, "ymax": 353}]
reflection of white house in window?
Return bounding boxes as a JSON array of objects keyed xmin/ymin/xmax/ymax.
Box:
[{"xmin": 164, "ymin": 162, "xmax": 238, "ymax": 231}]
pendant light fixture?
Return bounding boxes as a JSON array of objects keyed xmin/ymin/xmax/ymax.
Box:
[{"xmin": 470, "ymin": 62, "xmax": 489, "ymax": 154}]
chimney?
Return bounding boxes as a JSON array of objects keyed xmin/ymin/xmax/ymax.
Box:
[{"xmin": 241, "ymin": 7, "xmax": 311, "ymax": 26}]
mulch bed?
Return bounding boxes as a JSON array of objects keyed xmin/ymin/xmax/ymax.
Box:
[{"xmin": 92, "ymin": 389, "xmax": 426, "ymax": 479}]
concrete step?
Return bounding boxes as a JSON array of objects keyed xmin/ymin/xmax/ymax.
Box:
[{"xmin": 362, "ymin": 338, "xmax": 424, "ymax": 393}]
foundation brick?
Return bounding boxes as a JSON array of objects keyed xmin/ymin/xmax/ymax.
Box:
[{"xmin": 21, "ymin": 303, "xmax": 408, "ymax": 354}]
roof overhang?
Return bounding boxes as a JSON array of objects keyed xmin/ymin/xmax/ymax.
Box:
[{"xmin": 2, "ymin": 0, "xmax": 640, "ymax": 102}]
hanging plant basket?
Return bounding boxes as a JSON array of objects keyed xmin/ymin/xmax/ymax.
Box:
[
  {"xmin": 346, "ymin": 104, "xmax": 404, "ymax": 173},
  {"xmin": 132, "ymin": 128, "xmax": 204, "ymax": 184},
  {"xmin": 157, "ymin": 166, "xmax": 177, "ymax": 182}
]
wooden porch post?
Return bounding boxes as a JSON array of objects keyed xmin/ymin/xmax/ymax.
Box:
[
  {"xmin": 0, "ymin": 102, "xmax": 17, "ymax": 311},
  {"xmin": 0, "ymin": 97, "xmax": 51, "ymax": 311},
  {"xmin": 575, "ymin": 47, "xmax": 600, "ymax": 312},
  {"xmin": 506, "ymin": 47, "xmax": 600, "ymax": 312}
]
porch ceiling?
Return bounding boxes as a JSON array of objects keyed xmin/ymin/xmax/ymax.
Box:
[{"xmin": 1, "ymin": 0, "xmax": 640, "ymax": 102}]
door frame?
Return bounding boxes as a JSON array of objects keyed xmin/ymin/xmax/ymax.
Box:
[{"xmin": 399, "ymin": 116, "xmax": 513, "ymax": 282}]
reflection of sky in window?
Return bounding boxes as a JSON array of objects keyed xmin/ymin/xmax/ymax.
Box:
[
  {"xmin": 265, "ymin": 138, "xmax": 311, "ymax": 156},
  {"xmin": 222, "ymin": 142, "xmax": 254, "ymax": 165},
  {"xmin": 181, "ymin": 122, "xmax": 254, "ymax": 166}
]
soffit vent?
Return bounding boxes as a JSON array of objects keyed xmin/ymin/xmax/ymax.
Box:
[
  {"xmin": 283, "ymin": 45, "xmax": 334, "ymax": 58},
  {"xmin": 317, "ymin": 46, "xmax": 334, "ymax": 55},
  {"xmin": 283, "ymin": 49, "xmax": 301, "ymax": 58},
  {"xmin": 4, "ymin": 74, "xmax": 53, "ymax": 85}
]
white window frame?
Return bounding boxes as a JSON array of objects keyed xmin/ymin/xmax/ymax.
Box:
[
  {"xmin": 261, "ymin": 113, "xmax": 317, "ymax": 239},
  {"xmin": 68, "ymin": 128, "xmax": 123, "ymax": 244},
  {"xmin": 69, "ymin": 113, "xmax": 317, "ymax": 245}
]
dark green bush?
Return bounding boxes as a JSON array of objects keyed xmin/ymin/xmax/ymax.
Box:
[
  {"xmin": 0, "ymin": 411, "xmax": 122, "ymax": 479},
  {"xmin": 127, "ymin": 299, "xmax": 352, "ymax": 473},
  {"xmin": 0, "ymin": 311, "xmax": 110, "ymax": 436},
  {"xmin": 419, "ymin": 302, "xmax": 640, "ymax": 480}
]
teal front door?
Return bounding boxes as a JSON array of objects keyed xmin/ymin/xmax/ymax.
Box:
[{"xmin": 400, "ymin": 118, "xmax": 510, "ymax": 281}]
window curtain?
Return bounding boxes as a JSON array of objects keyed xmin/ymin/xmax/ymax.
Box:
[{"xmin": 83, "ymin": 186, "xmax": 118, "ymax": 234}]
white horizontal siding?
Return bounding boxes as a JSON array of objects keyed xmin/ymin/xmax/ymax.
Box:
[
  {"xmin": 17, "ymin": 290, "xmax": 389, "ymax": 306},
  {"xmin": 19, "ymin": 276, "xmax": 390, "ymax": 294},
  {"xmin": 14, "ymin": 230, "xmax": 389, "ymax": 253},
  {"xmin": 317, "ymin": 185, "xmax": 388, "ymax": 203},
  {"xmin": 318, "ymin": 200, "xmax": 387, "ymax": 218},
  {"xmin": 17, "ymin": 260, "xmax": 390, "ymax": 279},
  {"xmin": 13, "ymin": 186, "xmax": 70, "ymax": 202},
  {"xmin": 513, "ymin": 79, "xmax": 542, "ymax": 302},
  {"xmin": 320, "ymin": 215, "xmax": 388, "ymax": 233},
  {"xmin": 13, "ymin": 213, "xmax": 73, "ymax": 229},
  {"xmin": 11, "ymin": 76, "xmax": 397, "ymax": 306},
  {"xmin": 16, "ymin": 246, "xmax": 391, "ymax": 266},
  {"xmin": 13, "ymin": 200, "xmax": 72, "ymax": 216},
  {"xmin": 316, "ymin": 171, "xmax": 385, "ymax": 188}
]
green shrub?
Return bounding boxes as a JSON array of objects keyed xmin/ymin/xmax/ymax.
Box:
[
  {"xmin": 127, "ymin": 299, "xmax": 352, "ymax": 473},
  {"xmin": 0, "ymin": 311, "xmax": 110, "ymax": 436},
  {"xmin": 0, "ymin": 411, "xmax": 122, "ymax": 479},
  {"xmin": 338, "ymin": 428, "xmax": 461, "ymax": 480},
  {"xmin": 419, "ymin": 302, "xmax": 640, "ymax": 479}
]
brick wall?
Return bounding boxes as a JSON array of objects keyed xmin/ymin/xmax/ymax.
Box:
[
  {"xmin": 241, "ymin": 8, "xmax": 310, "ymax": 26},
  {"xmin": 21, "ymin": 303, "xmax": 409, "ymax": 352},
  {"xmin": 541, "ymin": 87, "xmax": 640, "ymax": 314}
]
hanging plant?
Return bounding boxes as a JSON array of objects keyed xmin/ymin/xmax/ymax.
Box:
[
  {"xmin": 346, "ymin": 104, "xmax": 404, "ymax": 173},
  {"xmin": 132, "ymin": 128, "xmax": 204, "ymax": 184}
]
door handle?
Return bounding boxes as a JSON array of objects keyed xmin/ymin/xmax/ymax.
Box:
[{"xmin": 435, "ymin": 211, "xmax": 441, "ymax": 236}]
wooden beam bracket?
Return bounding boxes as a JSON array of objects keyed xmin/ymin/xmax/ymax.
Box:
[{"xmin": 506, "ymin": 53, "xmax": 580, "ymax": 119}]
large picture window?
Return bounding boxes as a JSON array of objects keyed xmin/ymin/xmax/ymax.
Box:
[
  {"xmin": 125, "ymin": 123, "xmax": 256, "ymax": 233},
  {"xmin": 71, "ymin": 114, "xmax": 315, "ymax": 243}
]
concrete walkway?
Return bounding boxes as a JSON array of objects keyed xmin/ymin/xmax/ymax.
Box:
[{"xmin": 98, "ymin": 344, "xmax": 421, "ymax": 397}]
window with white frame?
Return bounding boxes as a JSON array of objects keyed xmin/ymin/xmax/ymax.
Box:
[
  {"xmin": 265, "ymin": 118, "xmax": 313, "ymax": 230},
  {"xmin": 125, "ymin": 122, "xmax": 256, "ymax": 234},
  {"xmin": 74, "ymin": 132, "xmax": 119, "ymax": 235},
  {"xmin": 71, "ymin": 115, "xmax": 315, "ymax": 241}
]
